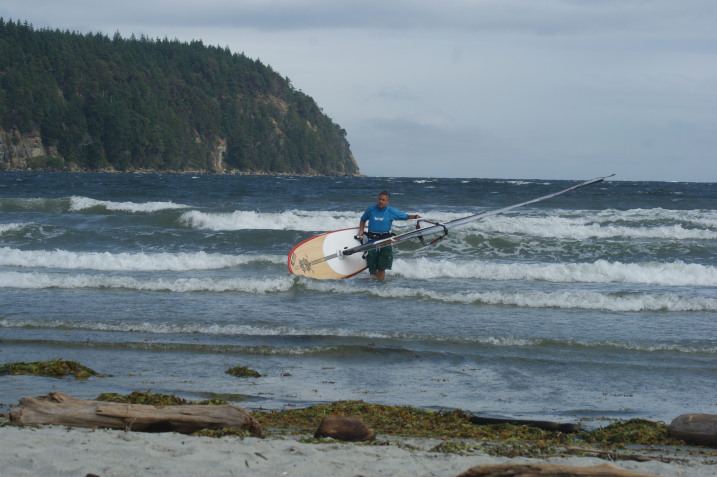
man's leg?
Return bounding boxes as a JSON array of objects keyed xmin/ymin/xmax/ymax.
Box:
[
  {"xmin": 373, "ymin": 247, "xmax": 391, "ymax": 281},
  {"xmin": 367, "ymin": 249, "xmax": 378, "ymax": 276}
]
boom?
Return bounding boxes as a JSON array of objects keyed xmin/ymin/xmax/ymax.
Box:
[{"xmin": 334, "ymin": 174, "xmax": 614, "ymax": 260}]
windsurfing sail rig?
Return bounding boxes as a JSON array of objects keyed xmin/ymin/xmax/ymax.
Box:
[{"xmin": 318, "ymin": 174, "xmax": 614, "ymax": 264}]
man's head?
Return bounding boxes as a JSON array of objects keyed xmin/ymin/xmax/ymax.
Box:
[{"xmin": 377, "ymin": 191, "xmax": 390, "ymax": 208}]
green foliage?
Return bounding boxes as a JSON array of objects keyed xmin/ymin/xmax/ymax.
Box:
[
  {"xmin": 0, "ymin": 18, "xmax": 358, "ymax": 175},
  {"xmin": 0, "ymin": 359, "xmax": 98, "ymax": 379},
  {"xmin": 25, "ymin": 155, "xmax": 64, "ymax": 169},
  {"xmin": 226, "ymin": 365, "xmax": 261, "ymax": 378}
]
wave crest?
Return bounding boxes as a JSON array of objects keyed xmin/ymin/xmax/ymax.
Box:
[
  {"xmin": 304, "ymin": 281, "xmax": 717, "ymax": 312},
  {"xmin": 2, "ymin": 319, "xmax": 714, "ymax": 354},
  {"xmin": 70, "ymin": 196, "xmax": 190, "ymax": 213},
  {"xmin": 0, "ymin": 223, "xmax": 29, "ymax": 235},
  {"xmin": 179, "ymin": 209, "xmax": 358, "ymax": 231},
  {"xmin": 393, "ymin": 258, "xmax": 717, "ymax": 286},
  {"xmin": 0, "ymin": 271, "xmax": 294, "ymax": 293},
  {"xmin": 0, "ymin": 247, "xmax": 284, "ymax": 271}
]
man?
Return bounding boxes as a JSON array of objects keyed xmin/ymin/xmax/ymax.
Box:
[{"xmin": 358, "ymin": 191, "xmax": 420, "ymax": 281}]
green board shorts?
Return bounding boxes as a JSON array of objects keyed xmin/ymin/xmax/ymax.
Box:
[{"xmin": 366, "ymin": 246, "xmax": 393, "ymax": 274}]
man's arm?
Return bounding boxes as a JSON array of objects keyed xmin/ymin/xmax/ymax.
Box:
[
  {"xmin": 391, "ymin": 207, "xmax": 420, "ymax": 221},
  {"xmin": 358, "ymin": 208, "xmax": 370, "ymax": 238}
]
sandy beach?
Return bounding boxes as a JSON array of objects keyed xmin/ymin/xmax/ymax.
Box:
[{"xmin": 1, "ymin": 424, "xmax": 715, "ymax": 477}]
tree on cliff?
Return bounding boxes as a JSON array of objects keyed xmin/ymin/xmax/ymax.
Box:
[{"xmin": 0, "ymin": 19, "xmax": 359, "ymax": 175}]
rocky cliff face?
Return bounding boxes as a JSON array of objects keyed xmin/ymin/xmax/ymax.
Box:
[
  {"xmin": 0, "ymin": 128, "xmax": 232, "ymax": 172},
  {"xmin": 0, "ymin": 129, "xmax": 54, "ymax": 169}
]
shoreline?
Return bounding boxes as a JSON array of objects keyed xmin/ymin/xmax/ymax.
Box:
[
  {"xmin": 1, "ymin": 424, "xmax": 714, "ymax": 477},
  {"xmin": 0, "ymin": 167, "xmax": 363, "ymax": 177},
  {"xmin": 2, "ymin": 394, "xmax": 716, "ymax": 477}
]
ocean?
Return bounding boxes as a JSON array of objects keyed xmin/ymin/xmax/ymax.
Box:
[{"xmin": 1, "ymin": 172, "xmax": 715, "ymax": 425}]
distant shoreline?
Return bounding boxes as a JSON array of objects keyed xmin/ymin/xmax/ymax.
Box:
[{"xmin": 0, "ymin": 167, "xmax": 362, "ymax": 177}]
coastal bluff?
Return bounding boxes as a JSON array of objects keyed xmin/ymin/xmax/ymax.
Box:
[{"xmin": 0, "ymin": 19, "xmax": 359, "ymax": 175}]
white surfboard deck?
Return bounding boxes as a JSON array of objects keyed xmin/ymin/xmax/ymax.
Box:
[{"xmin": 288, "ymin": 227, "xmax": 367, "ymax": 279}]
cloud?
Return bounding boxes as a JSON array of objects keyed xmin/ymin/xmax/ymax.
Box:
[
  {"xmin": 351, "ymin": 117, "xmax": 521, "ymax": 178},
  {"xmin": 1, "ymin": 0, "xmax": 716, "ymax": 180},
  {"xmin": 3, "ymin": 0, "xmax": 716, "ymax": 40}
]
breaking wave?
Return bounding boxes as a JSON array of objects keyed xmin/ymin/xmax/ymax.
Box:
[
  {"xmin": 0, "ymin": 318, "xmax": 388, "ymax": 338},
  {"xmin": 2, "ymin": 319, "xmax": 715, "ymax": 354},
  {"xmin": 0, "ymin": 247, "xmax": 284, "ymax": 271},
  {"xmin": 0, "ymin": 223, "xmax": 28, "ymax": 235},
  {"xmin": 472, "ymin": 216, "xmax": 717, "ymax": 240},
  {"xmin": 0, "ymin": 271, "xmax": 294, "ymax": 293},
  {"xmin": 179, "ymin": 209, "xmax": 358, "ymax": 231},
  {"xmin": 304, "ymin": 281, "xmax": 717, "ymax": 312},
  {"xmin": 0, "ymin": 196, "xmax": 190, "ymax": 213},
  {"xmin": 393, "ymin": 258, "xmax": 717, "ymax": 287},
  {"xmin": 176, "ymin": 207, "xmax": 717, "ymax": 240},
  {"xmin": 1, "ymin": 269, "xmax": 714, "ymax": 311},
  {"xmin": 69, "ymin": 196, "xmax": 190, "ymax": 213},
  {"xmin": 495, "ymin": 180, "xmax": 550, "ymax": 186}
]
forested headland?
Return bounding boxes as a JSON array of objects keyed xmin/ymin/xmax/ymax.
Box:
[{"xmin": 0, "ymin": 19, "xmax": 359, "ymax": 175}]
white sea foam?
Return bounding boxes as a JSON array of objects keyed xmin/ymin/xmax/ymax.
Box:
[
  {"xmin": 0, "ymin": 248, "xmax": 284, "ymax": 271},
  {"xmin": 497, "ymin": 180, "xmax": 534, "ymax": 185},
  {"xmin": 470, "ymin": 215, "xmax": 717, "ymax": 240},
  {"xmin": 179, "ymin": 209, "xmax": 359, "ymax": 231},
  {"xmin": 2, "ymin": 318, "xmax": 714, "ymax": 354},
  {"xmin": 409, "ymin": 207, "xmax": 717, "ymax": 240},
  {"xmin": 393, "ymin": 258, "xmax": 717, "ymax": 287},
  {"xmin": 69, "ymin": 196, "xmax": 190, "ymax": 213},
  {"xmin": 0, "ymin": 318, "xmax": 389, "ymax": 338},
  {"xmin": 177, "ymin": 207, "xmax": 717, "ymax": 239},
  {"xmin": 560, "ymin": 339, "xmax": 717, "ymax": 354},
  {"xmin": 0, "ymin": 223, "xmax": 28, "ymax": 235},
  {"xmin": 0, "ymin": 271, "xmax": 294, "ymax": 293},
  {"xmin": 590, "ymin": 208, "xmax": 717, "ymax": 228},
  {"xmin": 4, "ymin": 268, "xmax": 709, "ymax": 312},
  {"xmin": 303, "ymin": 281, "xmax": 717, "ymax": 312}
]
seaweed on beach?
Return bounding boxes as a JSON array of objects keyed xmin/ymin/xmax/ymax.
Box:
[
  {"xmin": 253, "ymin": 400, "xmax": 691, "ymax": 459},
  {"xmin": 430, "ymin": 439, "xmax": 562, "ymax": 458},
  {"xmin": 200, "ymin": 392, "xmax": 250, "ymax": 403},
  {"xmin": 96, "ymin": 391, "xmax": 227, "ymax": 406},
  {"xmin": 96, "ymin": 391, "xmax": 189, "ymax": 406},
  {"xmin": 0, "ymin": 359, "xmax": 98, "ymax": 379},
  {"xmin": 254, "ymin": 400, "xmax": 569, "ymax": 443},
  {"xmin": 226, "ymin": 366, "xmax": 261, "ymax": 378},
  {"xmin": 581, "ymin": 419, "xmax": 684, "ymax": 447},
  {"xmin": 192, "ymin": 427, "xmax": 252, "ymax": 438}
]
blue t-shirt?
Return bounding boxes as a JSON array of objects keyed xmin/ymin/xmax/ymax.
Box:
[{"xmin": 360, "ymin": 205, "xmax": 409, "ymax": 233}]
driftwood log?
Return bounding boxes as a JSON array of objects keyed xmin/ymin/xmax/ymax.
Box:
[
  {"xmin": 9, "ymin": 392, "xmax": 263, "ymax": 436},
  {"xmin": 457, "ymin": 463, "xmax": 656, "ymax": 477}
]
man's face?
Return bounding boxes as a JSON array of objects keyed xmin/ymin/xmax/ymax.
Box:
[{"xmin": 377, "ymin": 194, "xmax": 389, "ymax": 208}]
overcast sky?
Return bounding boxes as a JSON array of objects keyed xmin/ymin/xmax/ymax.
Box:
[{"xmin": 2, "ymin": 1, "xmax": 716, "ymax": 181}]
